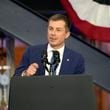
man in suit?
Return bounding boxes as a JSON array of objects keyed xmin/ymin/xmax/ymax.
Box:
[{"xmin": 14, "ymin": 14, "xmax": 85, "ymax": 76}]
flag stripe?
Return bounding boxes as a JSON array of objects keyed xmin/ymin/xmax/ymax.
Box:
[
  {"xmin": 93, "ymin": 0, "xmax": 110, "ymax": 5},
  {"xmin": 68, "ymin": 0, "xmax": 110, "ymax": 27},
  {"xmin": 60, "ymin": 0, "xmax": 110, "ymax": 42}
]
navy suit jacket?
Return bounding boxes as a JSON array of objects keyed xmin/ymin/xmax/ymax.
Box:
[{"xmin": 15, "ymin": 44, "xmax": 85, "ymax": 76}]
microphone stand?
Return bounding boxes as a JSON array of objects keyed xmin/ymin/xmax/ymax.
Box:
[
  {"xmin": 49, "ymin": 50, "xmax": 60, "ymax": 75},
  {"xmin": 41, "ymin": 50, "xmax": 60, "ymax": 76},
  {"xmin": 41, "ymin": 50, "xmax": 51, "ymax": 75}
]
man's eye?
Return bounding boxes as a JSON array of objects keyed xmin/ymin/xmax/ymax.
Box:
[
  {"xmin": 56, "ymin": 29, "xmax": 62, "ymax": 32},
  {"xmin": 57, "ymin": 29, "xmax": 61, "ymax": 31},
  {"xmin": 49, "ymin": 28, "xmax": 53, "ymax": 30}
]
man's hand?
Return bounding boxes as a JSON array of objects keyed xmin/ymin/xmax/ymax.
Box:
[{"xmin": 22, "ymin": 63, "xmax": 39, "ymax": 76}]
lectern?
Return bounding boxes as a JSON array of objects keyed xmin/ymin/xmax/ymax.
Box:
[{"xmin": 8, "ymin": 75, "xmax": 97, "ymax": 110}]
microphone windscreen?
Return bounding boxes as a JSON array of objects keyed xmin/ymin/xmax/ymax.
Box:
[
  {"xmin": 53, "ymin": 51, "xmax": 60, "ymax": 64},
  {"xmin": 41, "ymin": 50, "xmax": 47, "ymax": 64}
]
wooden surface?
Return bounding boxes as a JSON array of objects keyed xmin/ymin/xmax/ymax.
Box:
[{"xmin": 94, "ymin": 85, "xmax": 110, "ymax": 110}]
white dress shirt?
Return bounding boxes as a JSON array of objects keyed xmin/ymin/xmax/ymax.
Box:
[{"xmin": 45, "ymin": 44, "xmax": 65, "ymax": 76}]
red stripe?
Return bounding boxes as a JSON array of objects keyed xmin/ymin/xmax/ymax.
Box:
[{"xmin": 60, "ymin": 0, "xmax": 110, "ymax": 42}]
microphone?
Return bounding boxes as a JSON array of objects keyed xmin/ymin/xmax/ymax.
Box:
[
  {"xmin": 52, "ymin": 50, "xmax": 60, "ymax": 65},
  {"xmin": 41, "ymin": 50, "xmax": 48, "ymax": 65},
  {"xmin": 41, "ymin": 50, "xmax": 60, "ymax": 75},
  {"xmin": 41, "ymin": 50, "xmax": 50, "ymax": 73},
  {"xmin": 52, "ymin": 51, "xmax": 60, "ymax": 73}
]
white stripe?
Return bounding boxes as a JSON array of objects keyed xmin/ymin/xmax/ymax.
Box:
[{"xmin": 69, "ymin": 0, "xmax": 110, "ymax": 27}]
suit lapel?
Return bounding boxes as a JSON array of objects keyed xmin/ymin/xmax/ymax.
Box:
[
  {"xmin": 59, "ymin": 47, "xmax": 70, "ymax": 75},
  {"xmin": 39, "ymin": 65, "xmax": 45, "ymax": 75}
]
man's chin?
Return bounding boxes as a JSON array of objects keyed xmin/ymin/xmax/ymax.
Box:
[{"xmin": 50, "ymin": 43, "xmax": 57, "ymax": 48}]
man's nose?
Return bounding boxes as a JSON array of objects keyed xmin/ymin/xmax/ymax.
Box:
[{"xmin": 51, "ymin": 30, "xmax": 56, "ymax": 35}]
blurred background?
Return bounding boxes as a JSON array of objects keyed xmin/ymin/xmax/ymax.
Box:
[{"xmin": 0, "ymin": 0, "xmax": 110, "ymax": 110}]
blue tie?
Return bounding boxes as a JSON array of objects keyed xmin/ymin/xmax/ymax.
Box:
[{"xmin": 50, "ymin": 51, "xmax": 56, "ymax": 75}]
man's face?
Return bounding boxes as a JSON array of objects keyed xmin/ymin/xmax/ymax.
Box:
[{"xmin": 47, "ymin": 20, "xmax": 70, "ymax": 49}]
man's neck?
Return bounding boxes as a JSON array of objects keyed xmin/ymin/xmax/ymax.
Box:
[{"xmin": 49, "ymin": 44, "xmax": 65, "ymax": 50}]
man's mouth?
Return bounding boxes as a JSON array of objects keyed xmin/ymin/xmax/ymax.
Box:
[{"xmin": 49, "ymin": 37, "xmax": 56, "ymax": 41}]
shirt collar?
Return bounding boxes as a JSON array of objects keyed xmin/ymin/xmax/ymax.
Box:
[{"xmin": 47, "ymin": 44, "xmax": 65, "ymax": 56}]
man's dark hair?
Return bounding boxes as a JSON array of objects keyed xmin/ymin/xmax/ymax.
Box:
[{"xmin": 48, "ymin": 14, "xmax": 71, "ymax": 31}]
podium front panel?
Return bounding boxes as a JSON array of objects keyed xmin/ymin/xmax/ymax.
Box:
[{"xmin": 9, "ymin": 75, "xmax": 97, "ymax": 110}]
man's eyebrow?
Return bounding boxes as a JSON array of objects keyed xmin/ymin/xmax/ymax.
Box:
[
  {"xmin": 48, "ymin": 26, "xmax": 52, "ymax": 27},
  {"xmin": 48, "ymin": 26, "xmax": 64, "ymax": 30},
  {"xmin": 56, "ymin": 27, "xmax": 64, "ymax": 30}
]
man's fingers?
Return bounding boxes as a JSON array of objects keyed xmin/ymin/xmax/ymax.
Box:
[
  {"xmin": 32, "ymin": 63, "xmax": 39, "ymax": 69},
  {"xmin": 24, "ymin": 63, "xmax": 39, "ymax": 76}
]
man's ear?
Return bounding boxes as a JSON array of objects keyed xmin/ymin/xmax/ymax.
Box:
[{"xmin": 65, "ymin": 31, "xmax": 70, "ymax": 39}]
